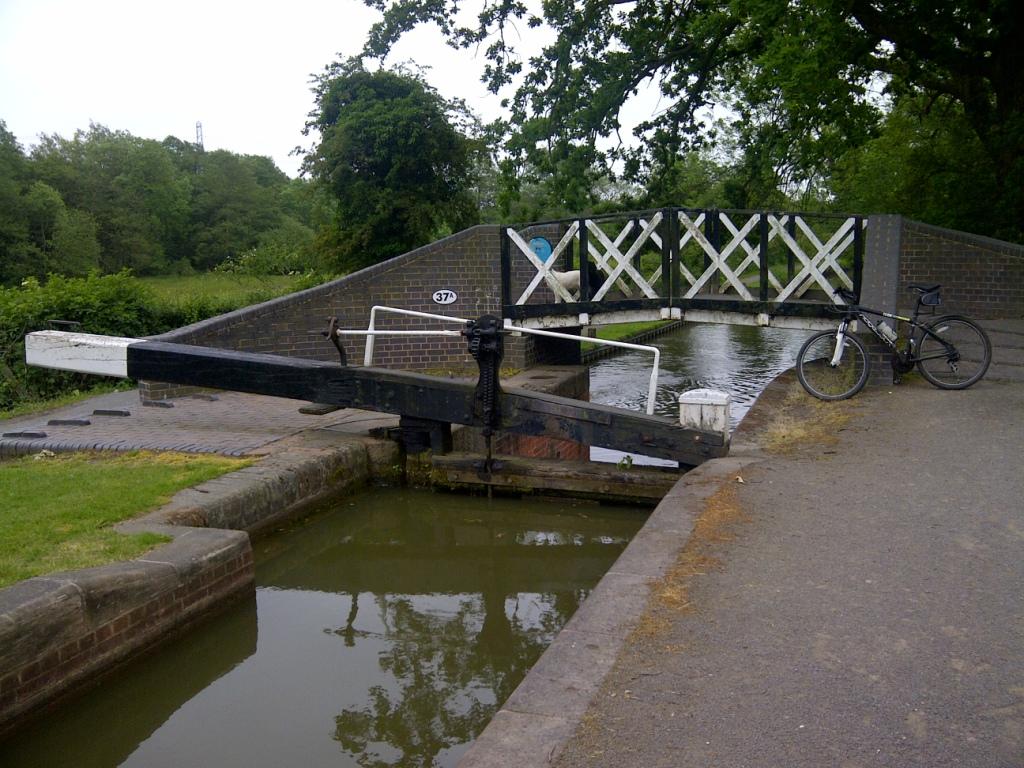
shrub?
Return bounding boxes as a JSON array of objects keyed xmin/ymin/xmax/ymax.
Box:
[{"xmin": 0, "ymin": 271, "xmax": 157, "ymax": 410}]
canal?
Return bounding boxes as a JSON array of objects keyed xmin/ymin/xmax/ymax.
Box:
[
  {"xmin": 2, "ymin": 322, "xmax": 813, "ymax": 766},
  {"xmin": 590, "ymin": 321, "xmax": 814, "ymax": 464},
  {"xmin": 2, "ymin": 488, "xmax": 643, "ymax": 767}
]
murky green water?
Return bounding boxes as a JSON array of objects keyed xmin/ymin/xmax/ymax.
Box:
[
  {"xmin": 1, "ymin": 488, "xmax": 643, "ymax": 768},
  {"xmin": 590, "ymin": 322, "xmax": 815, "ymax": 464}
]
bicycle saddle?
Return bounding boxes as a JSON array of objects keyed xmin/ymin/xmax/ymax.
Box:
[{"xmin": 833, "ymin": 287, "xmax": 859, "ymax": 303}]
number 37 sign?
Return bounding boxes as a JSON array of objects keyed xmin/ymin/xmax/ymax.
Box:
[{"xmin": 432, "ymin": 289, "xmax": 458, "ymax": 305}]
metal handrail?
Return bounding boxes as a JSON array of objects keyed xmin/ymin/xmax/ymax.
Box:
[
  {"xmin": 502, "ymin": 320, "xmax": 661, "ymax": 415},
  {"xmin": 361, "ymin": 306, "xmax": 468, "ymax": 366},
  {"xmin": 345, "ymin": 305, "xmax": 664, "ymax": 416}
]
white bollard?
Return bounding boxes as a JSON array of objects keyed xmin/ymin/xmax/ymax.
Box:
[{"xmin": 679, "ymin": 388, "xmax": 731, "ymax": 444}]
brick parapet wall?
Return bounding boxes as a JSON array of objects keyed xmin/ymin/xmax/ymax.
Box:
[
  {"xmin": 898, "ymin": 219, "xmax": 1024, "ymax": 319},
  {"xmin": 141, "ymin": 226, "xmax": 541, "ymax": 400}
]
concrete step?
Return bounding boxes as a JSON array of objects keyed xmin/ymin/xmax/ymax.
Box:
[
  {"xmin": 981, "ymin": 318, "xmax": 1024, "ymax": 335},
  {"xmin": 988, "ymin": 328, "xmax": 1024, "ymax": 350}
]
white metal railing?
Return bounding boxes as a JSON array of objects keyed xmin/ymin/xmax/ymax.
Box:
[
  {"xmin": 502, "ymin": 320, "xmax": 661, "ymax": 415},
  {"xmin": 358, "ymin": 306, "xmax": 468, "ymax": 366},
  {"xmin": 336, "ymin": 305, "xmax": 663, "ymax": 416}
]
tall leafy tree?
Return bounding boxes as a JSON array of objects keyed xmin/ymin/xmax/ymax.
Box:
[
  {"xmin": 31, "ymin": 125, "xmax": 191, "ymax": 273},
  {"xmin": 830, "ymin": 94, "xmax": 1001, "ymax": 233},
  {"xmin": 0, "ymin": 122, "xmax": 32, "ymax": 284},
  {"xmin": 302, "ymin": 58, "xmax": 478, "ymax": 271},
  {"xmin": 185, "ymin": 150, "xmax": 285, "ymax": 270},
  {"xmin": 362, "ymin": 0, "xmax": 1024, "ymax": 238}
]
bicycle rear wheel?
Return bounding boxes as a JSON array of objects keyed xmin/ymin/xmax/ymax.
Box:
[
  {"xmin": 916, "ymin": 315, "xmax": 991, "ymax": 389},
  {"xmin": 796, "ymin": 330, "xmax": 870, "ymax": 400}
]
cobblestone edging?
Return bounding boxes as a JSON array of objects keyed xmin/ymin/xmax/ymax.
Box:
[{"xmin": 0, "ymin": 432, "xmax": 401, "ymax": 735}]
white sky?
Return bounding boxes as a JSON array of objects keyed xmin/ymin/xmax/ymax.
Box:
[
  {"xmin": 0, "ymin": 0, "xmax": 668, "ymax": 179},
  {"xmin": 0, "ymin": 0, "xmax": 514, "ymax": 177}
]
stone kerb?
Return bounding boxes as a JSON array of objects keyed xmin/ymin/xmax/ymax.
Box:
[
  {"xmin": 0, "ymin": 527, "xmax": 253, "ymax": 734},
  {"xmin": 141, "ymin": 225, "xmax": 537, "ymax": 401}
]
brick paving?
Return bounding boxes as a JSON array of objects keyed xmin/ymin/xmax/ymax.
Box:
[{"xmin": 0, "ymin": 390, "xmax": 399, "ymax": 458}]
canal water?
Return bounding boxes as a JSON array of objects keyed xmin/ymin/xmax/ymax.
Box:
[
  {"xmin": 589, "ymin": 322, "xmax": 815, "ymax": 464},
  {"xmin": 2, "ymin": 488, "xmax": 643, "ymax": 768}
]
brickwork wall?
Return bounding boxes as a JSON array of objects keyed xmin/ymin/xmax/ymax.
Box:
[
  {"xmin": 141, "ymin": 226, "xmax": 542, "ymax": 400},
  {"xmin": 899, "ymin": 220, "xmax": 1024, "ymax": 318},
  {"xmin": 451, "ymin": 367, "xmax": 591, "ymax": 461},
  {"xmin": 0, "ymin": 538, "xmax": 253, "ymax": 732}
]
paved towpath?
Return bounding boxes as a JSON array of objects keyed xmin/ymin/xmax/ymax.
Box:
[
  {"xmin": 0, "ymin": 389, "xmax": 398, "ymax": 458},
  {"xmin": 548, "ymin": 377, "xmax": 1023, "ymax": 768}
]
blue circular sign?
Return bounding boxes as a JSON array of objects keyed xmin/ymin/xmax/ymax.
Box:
[{"xmin": 529, "ymin": 236, "xmax": 554, "ymax": 262}]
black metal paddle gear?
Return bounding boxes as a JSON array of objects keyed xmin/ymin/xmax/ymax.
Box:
[
  {"xmin": 322, "ymin": 316, "xmax": 348, "ymax": 366},
  {"xmin": 462, "ymin": 314, "xmax": 505, "ymax": 474}
]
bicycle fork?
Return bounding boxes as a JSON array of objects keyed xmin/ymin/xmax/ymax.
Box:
[{"xmin": 830, "ymin": 322, "xmax": 851, "ymax": 366}]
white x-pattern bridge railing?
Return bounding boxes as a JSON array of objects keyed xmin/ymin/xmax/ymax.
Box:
[{"xmin": 500, "ymin": 208, "xmax": 865, "ymax": 329}]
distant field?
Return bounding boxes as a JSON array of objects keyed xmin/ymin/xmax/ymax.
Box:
[{"xmin": 140, "ymin": 274, "xmax": 305, "ymax": 307}]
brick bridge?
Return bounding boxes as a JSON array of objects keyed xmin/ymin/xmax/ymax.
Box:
[{"xmin": 137, "ymin": 211, "xmax": 1022, "ymax": 402}]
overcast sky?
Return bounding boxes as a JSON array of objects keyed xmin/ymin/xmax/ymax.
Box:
[{"xmin": 0, "ymin": 0, "xmax": 511, "ymax": 177}]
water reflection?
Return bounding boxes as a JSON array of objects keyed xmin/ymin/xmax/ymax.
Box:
[
  {"xmin": 589, "ymin": 322, "xmax": 815, "ymax": 464},
  {"xmin": 1, "ymin": 489, "xmax": 642, "ymax": 768}
]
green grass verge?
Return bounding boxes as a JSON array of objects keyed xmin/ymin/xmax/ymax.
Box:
[
  {"xmin": 140, "ymin": 274, "xmax": 304, "ymax": 307},
  {"xmin": 582, "ymin": 320, "xmax": 671, "ymax": 351},
  {"xmin": 0, "ymin": 451, "xmax": 251, "ymax": 588}
]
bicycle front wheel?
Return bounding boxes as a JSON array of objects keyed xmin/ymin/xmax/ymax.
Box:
[
  {"xmin": 916, "ymin": 315, "xmax": 991, "ymax": 389},
  {"xmin": 796, "ymin": 330, "xmax": 870, "ymax": 400}
]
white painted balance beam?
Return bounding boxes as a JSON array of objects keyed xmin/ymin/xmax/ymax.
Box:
[{"xmin": 25, "ymin": 330, "xmax": 140, "ymax": 377}]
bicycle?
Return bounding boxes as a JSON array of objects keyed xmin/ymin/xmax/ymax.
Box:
[{"xmin": 796, "ymin": 283, "xmax": 992, "ymax": 401}]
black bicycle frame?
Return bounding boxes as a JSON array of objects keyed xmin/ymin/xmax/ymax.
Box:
[{"xmin": 845, "ymin": 303, "xmax": 955, "ymax": 366}]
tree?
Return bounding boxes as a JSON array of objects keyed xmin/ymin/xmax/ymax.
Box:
[
  {"xmin": 362, "ymin": 0, "xmax": 1024, "ymax": 239},
  {"xmin": 830, "ymin": 94, "xmax": 1001, "ymax": 234},
  {"xmin": 31, "ymin": 125, "xmax": 191, "ymax": 273},
  {"xmin": 185, "ymin": 150, "xmax": 285, "ymax": 271},
  {"xmin": 0, "ymin": 122, "xmax": 32, "ymax": 285},
  {"xmin": 302, "ymin": 58, "xmax": 478, "ymax": 271}
]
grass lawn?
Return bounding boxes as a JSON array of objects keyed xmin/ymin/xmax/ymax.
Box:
[
  {"xmin": 582, "ymin": 320, "xmax": 672, "ymax": 351},
  {"xmin": 0, "ymin": 451, "xmax": 251, "ymax": 588}
]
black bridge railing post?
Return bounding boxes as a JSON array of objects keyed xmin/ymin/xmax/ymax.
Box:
[
  {"xmin": 577, "ymin": 217, "xmax": 590, "ymax": 303},
  {"xmin": 759, "ymin": 213, "xmax": 770, "ymax": 302},
  {"xmin": 853, "ymin": 215, "xmax": 864, "ymax": 299},
  {"xmin": 659, "ymin": 208, "xmax": 672, "ymax": 304},
  {"xmin": 669, "ymin": 208, "xmax": 681, "ymax": 304},
  {"xmin": 500, "ymin": 227, "xmax": 512, "ymax": 315},
  {"xmin": 785, "ymin": 215, "xmax": 797, "ymax": 282},
  {"xmin": 705, "ymin": 208, "xmax": 721, "ymax": 294}
]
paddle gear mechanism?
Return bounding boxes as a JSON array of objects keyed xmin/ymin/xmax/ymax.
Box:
[{"xmin": 462, "ymin": 315, "xmax": 505, "ymax": 473}]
